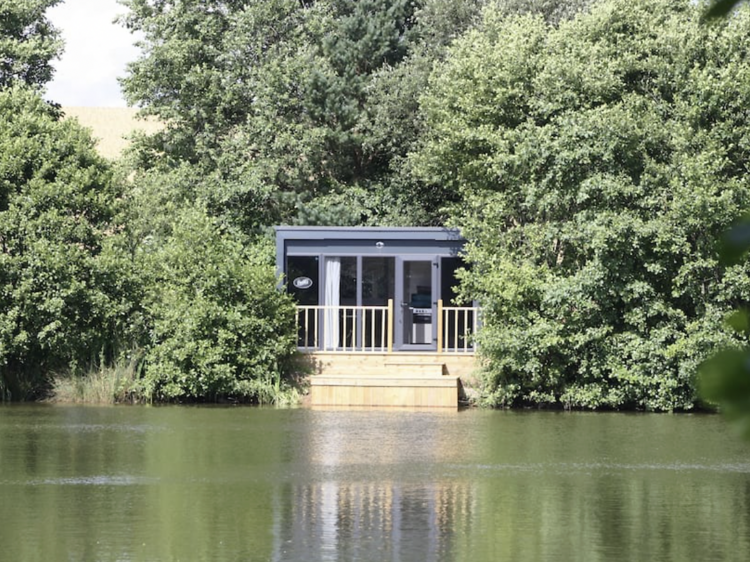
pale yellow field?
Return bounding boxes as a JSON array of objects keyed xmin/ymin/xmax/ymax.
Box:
[{"xmin": 62, "ymin": 107, "xmax": 163, "ymax": 160}]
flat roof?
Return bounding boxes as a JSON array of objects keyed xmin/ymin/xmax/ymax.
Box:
[{"xmin": 274, "ymin": 226, "xmax": 464, "ymax": 242}]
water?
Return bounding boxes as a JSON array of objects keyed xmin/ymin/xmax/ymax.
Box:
[{"xmin": 1, "ymin": 405, "xmax": 748, "ymax": 562}]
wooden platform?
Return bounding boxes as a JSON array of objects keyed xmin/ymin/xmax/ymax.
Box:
[{"xmin": 298, "ymin": 352, "xmax": 476, "ymax": 409}]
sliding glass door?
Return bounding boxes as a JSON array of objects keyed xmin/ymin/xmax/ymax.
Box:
[{"xmin": 396, "ymin": 257, "xmax": 438, "ymax": 351}]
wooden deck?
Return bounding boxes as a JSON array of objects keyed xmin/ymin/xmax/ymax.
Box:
[{"xmin": 298, "ymin": 352, "xmax": 476, "ymax": 409}]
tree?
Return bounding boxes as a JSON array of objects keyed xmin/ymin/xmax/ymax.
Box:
[
  {"xmin": 117, "ymin": 165, "xmax": 297, "ymax": 403},
  {"xmin": 119, "ymin": 0, "xmax": 421, "ymax": 227},
  {"xmin": 0, "ymin": 87, "xmax": 130, "ymax": 400},
  {"xmin": 414, "ymin": 0, "xmax": 750, "ymax": 410},
  {"xmin": 0, "ymin": 0, "xmax": 63, "ymax": 88}
]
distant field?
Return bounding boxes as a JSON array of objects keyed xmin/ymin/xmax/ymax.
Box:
[{"xmin": 62, "ymin": 107, "xmax": 163, "ymax": 160}]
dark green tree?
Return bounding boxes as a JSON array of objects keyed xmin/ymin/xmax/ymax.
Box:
[
  {"xmin": 0, "ymin": 87, "xmax": 130, "ymax": 400},
  {"xmin": 120, "ymin": 0, "xmax": 596, "ymax": 229},
  {"xmin": 120, "ymin": 0, "xmax": 420, "ymax": 226},
  {"xmin": 414, "ymin": 0, "xmax": 750, "ymax": 410}
]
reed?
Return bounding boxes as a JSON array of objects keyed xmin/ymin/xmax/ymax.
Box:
[{"xmin": 49, "ymin": 354, "xmax": 146, "ymax": 404}]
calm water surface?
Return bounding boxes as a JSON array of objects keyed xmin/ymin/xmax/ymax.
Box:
[{"xmin": 1, "ymin": 405, "xmax": 749, "ymax": 562}]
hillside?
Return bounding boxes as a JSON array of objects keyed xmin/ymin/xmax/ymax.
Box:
[{"xmin": 61, "ymin": 107, "xmax": 162, "ymax": 159}]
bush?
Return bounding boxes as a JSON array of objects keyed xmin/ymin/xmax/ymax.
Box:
[{"xmin": 134, "ymin": 206, "xmax": 297, "ymax": 403}]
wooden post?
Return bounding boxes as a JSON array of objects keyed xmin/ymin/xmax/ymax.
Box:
[
  {"xmin": 437, "ymin": 299, "xmax": 444, "ymax": 355},
  {"xmin": 387, "ymin": 299, "xmax": 394, "ymax": 354}
]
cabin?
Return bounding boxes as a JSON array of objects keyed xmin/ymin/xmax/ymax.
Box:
[{"xmin": 275, "ymin": 227, "xmax": 480, "ymax": 408}]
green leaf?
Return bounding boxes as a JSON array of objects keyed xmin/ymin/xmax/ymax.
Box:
[{"xmin": 699, "ymin": 349, "xmax": 750, "ymax": 433}]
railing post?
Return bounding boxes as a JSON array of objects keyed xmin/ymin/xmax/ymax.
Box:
[
  {"xmin": 464, "ymin": 308, "xmax": 469, "ymax": 352},
  {"xmin": 387, "ymin": 299, "xmax": 394, "ymax": 354},
  {"xmin": 437, "ymin": 299, "xmax": 443, "ymax": 355}
]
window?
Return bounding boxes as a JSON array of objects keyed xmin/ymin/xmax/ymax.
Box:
[{"xmin": 287, "ymin": 256, "xmax": 319, "ymax": 347}]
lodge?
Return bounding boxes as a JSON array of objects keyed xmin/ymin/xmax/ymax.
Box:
[{"xmin": 275, "ymin": 227, "xmax": 479, "ymax": 408}]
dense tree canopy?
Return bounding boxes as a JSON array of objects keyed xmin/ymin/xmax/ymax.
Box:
[
  {"xmin": 120, "ymin": 0, "xmax": 416, "ymax": 227},
  {"xmin": 0, "ymin": 0, "xmax": 62, "ymax": 88},
  {"xmin": 414, "ymin": 0, "xmax": 750, "ymax": 410},
  {"xmin": 119, "ymin": 0, "xmax": 592, "ymax": 229}
]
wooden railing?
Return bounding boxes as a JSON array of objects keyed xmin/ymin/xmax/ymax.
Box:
[
  {"xmin": 296, "ymin": 299, "xmax": 479, "ymax": 353},
  {"xmin": 437, "ymin": 300, "xmax": 480, "ymax": 354},
  {"xmin": 296, "ymin": 301, "xmax": 394, "ymax": 353}
]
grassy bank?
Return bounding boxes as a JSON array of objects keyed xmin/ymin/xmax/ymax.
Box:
[{"xmin": 48, "ymin": 356, "xmax": 306, "ymax": 406}]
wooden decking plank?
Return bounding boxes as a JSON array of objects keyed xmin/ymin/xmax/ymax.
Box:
[{"xmin": 311, "ymin": 376, "xmax": 458, "ymax": 388}]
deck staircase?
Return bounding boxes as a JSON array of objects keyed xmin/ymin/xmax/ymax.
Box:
[{"xmin": 301, "ymin": 352, "xmax": 473, "ymax": 409}]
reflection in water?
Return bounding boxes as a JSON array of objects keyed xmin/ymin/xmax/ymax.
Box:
[
  {"xmin": 275, "ymin": 409, "xmax": 476, "ymax": 561},
  {"xmin": 275, "ymin": 480, "xmax": 474, "ymax": 562},
  {"xmin": 1, "ymin": 407, "xmax": 750, "ymax": 561}
]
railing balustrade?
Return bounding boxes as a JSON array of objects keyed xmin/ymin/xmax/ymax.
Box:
[
  {"xmin": 296, "ymin": 299, "xmax": 479, "ymax": 353},
  {"xmin": 437, "ymin": 300, "xmax": 479, "ymax": 354},
  {"xmin": 296, "ymin": 301, "xmax": 393, "ymax": 353}
]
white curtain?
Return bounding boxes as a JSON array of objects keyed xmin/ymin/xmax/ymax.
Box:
[{"xmin": 324, "ymin": 257, "xmax": 341, "ymax": 350}]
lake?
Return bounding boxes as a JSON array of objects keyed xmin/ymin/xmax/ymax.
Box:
[{"xmin": 1, "ymin": 405, "xmax": 748, "ymax": 561}]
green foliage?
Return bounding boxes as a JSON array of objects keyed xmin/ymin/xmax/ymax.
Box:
[
  {"xmin": 118, "ymin": 166, "xmax": 297, "ymax": 402},
  {"xmin": 699, "ymin": 176, "xmax": 750, "ymax": 432},
  {"xmin": 137, "ymin": 211, "xmax": 297, "ymax": 403},
  {"xmin": 0, "ymin": 87, "xmax": 132, "ymax": 398},
  {"xmin": 121, "ymin": 0, "xmax": 395, "ymax": 226},
  {"xmin": 495, "ymin": 0, "xmax": 595, "ymax": 24},
  {"xmin": 699, "ymin": 343, "xmax": 750, "ymax": 435},
  {"xmin": 415, "ymin": 0, "xmax": 750, "ymax": 410},
  {"xmin": 119, "ymin": 0, "xmax": 596, "ymax": 229},
  {"xmin": 0, "ymin": 0, "xmax": 62, "ymax": 88},
  {"xmin": 120, "ymin": 0, "xmax": 480, "ymax": 227}
]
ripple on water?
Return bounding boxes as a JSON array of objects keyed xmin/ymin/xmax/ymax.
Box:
[{"xmin": 1, "ymin": 474, "xmax": 160, "ymax": 486}]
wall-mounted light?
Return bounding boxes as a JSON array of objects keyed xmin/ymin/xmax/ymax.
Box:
[{"xmin": 375, "ymin": 241, "xmax": 385, "ymax": 250}]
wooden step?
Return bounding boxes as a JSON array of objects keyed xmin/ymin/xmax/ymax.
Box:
[
  {"xmin": 312, "ymin": 375, "xmax": 457, "ymax": 387},
  {"xmin": 296, "ymin": 351, "xmax": 477, "ymax": 378},
  {"xmin": 383, "ymin": 361, "xmax": 445, "ymax": 377},
  {"xmin": 310, "ymin": 375, "xmax": 459, "ymax": 408}
]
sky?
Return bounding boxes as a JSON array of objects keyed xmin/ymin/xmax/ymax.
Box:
[{"xmin": 45, "ymin": 0, "xmax": 141, "ymax": 107}]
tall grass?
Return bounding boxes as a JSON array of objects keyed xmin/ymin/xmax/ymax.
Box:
[{"xmin": 49, "ymin": 355, "xmax": 146, "ymax": 404}]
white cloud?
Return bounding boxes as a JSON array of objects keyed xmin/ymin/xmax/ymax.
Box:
[{"xmin": 45, "ymin": 0, "xmax": 141, "ymax": 107}]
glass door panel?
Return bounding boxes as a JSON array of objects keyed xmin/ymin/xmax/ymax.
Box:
[
  {"xmin": 362, "ymin": 257, "xmax": 395, "ymax": 350},
  {"xmin": 399, "ymin": 259, "xmax": 435, "ymax": 349}
]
